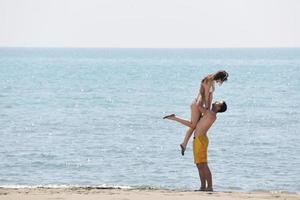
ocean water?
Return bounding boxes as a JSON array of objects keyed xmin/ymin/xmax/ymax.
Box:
[{"xmin": 0, "ymin": 48, "xmax": 299, "ymax": 192}]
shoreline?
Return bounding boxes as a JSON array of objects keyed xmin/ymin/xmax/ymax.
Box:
[{"xmin": 0, "ymin": 187, "xmax": 299, "ymax": 200}]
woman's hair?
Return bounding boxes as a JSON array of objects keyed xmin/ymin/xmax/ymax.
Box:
[
  {"xmin": 201, "ymin": 70, "xmax": 228, "ymax": 83},
  {"xmin": 201, "ymin": 74, "xmax": 214, "ymax": 83},
  {"xmin": 213, "ymin": 70, "xmax": 228, "ymax": 82}
]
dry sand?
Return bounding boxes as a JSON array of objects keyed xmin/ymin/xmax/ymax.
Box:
[{"xmin": 0, "ymin": 187, "xmax": 299, "ymax": 200}]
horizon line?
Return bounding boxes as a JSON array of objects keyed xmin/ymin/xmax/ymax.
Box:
[{"xmin": 0, "ymin": 46, "xmax": 300, "ymax": 49}]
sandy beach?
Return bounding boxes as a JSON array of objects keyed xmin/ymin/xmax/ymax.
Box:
[{"xmin": 0, "ymin": 187, "xmax": 299, "ymax": 200}]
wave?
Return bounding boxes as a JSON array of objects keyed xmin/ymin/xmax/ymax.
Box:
[
  {"xmin": 0, "ymin": 184, "xmax": 298, "ymax": 194},
  {"xmin": 0, "ymin": 184, "xmax": 164, "ymax": 191}
]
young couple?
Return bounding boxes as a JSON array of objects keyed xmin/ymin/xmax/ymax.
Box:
[{"xmin": 164, "ymin": 70, "xmax": 228, "ymax": 192}]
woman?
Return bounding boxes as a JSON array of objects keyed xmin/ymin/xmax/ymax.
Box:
[{"xmin": 163, "ymin": 70, "xmax": 228, "ymax": 155}]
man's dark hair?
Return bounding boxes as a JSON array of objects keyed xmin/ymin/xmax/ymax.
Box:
[{"xmin": 218, "ymin": 101, "xmax": 227, "ymax": 113}]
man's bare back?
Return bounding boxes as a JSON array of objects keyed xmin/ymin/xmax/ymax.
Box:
[
  {"xmin": 194, "ymin": 108, "xmax": 216, "ymax": 137},
  {"xmin": 192, "ymin": 101, "xmax": 226, "ymax": 191},
  {"xmin": 163, "ymin": 100, "xmax": 227, "ymax": 191}
]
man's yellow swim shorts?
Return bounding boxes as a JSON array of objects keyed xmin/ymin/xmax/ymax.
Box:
[{"xmin": 193, "ymin": 134, "xmax": 209, "ymax": 164}]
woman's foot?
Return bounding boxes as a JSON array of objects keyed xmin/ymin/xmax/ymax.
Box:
[
  {"xmin": 180, "ymin": 143, "xmax": 186, "ymax": 156},
  {"xmin": 163, "ymin": 114, "xmax": 175, "ymax": 119}
]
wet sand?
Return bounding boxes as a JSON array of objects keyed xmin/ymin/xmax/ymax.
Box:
[{"xmin": 0, "ymin": 187, "xmax": 299, "ymax": 200}]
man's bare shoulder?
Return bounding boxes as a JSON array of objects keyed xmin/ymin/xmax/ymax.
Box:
[{"xmin": 206, "ymin": 110, "xmax": 217, "ymax": 120}]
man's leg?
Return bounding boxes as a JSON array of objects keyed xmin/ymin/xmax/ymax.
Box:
[
  {"xmin": 203, "ymin": 163, "xmax": 213, "ymax": 191},
  {"xmin": 196, "ymin": 163, "xmax": 206, "ymax": 191}
]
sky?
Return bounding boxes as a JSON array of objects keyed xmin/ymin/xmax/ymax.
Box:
[{"xmin": 0, "ymin": 0, "xmax": 299, "ymax": 48}]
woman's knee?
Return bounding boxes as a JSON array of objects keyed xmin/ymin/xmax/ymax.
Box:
[
  {"xmin": 190, "ymin": 122, "xmax": 197, "ymax": 129},
  {"xmin": 190, "ymin": 125, "xmax": 196, "ymax": 129}
]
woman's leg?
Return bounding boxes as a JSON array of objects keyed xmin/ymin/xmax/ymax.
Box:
[
  {"xmin": 163, "ymin": 100, "xmax": 201, "ymax": 155},
  {"xmin": 163, "ymin": 101, "xmax": 201, "ymax": 129},
  {"xmin": 180, "ymin": 103, "xmax": 201, "ymax": 150},
  {"xmin": 163, "ymin": 115, "xmax": 194, "ymax": 128},
  {"xmin": 181, "ymin": 128, "xmax": 194, "ymax": 148}
]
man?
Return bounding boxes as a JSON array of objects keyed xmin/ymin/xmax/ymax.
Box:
[{"xmin": 193, "ymin": 100, "xmax": 227, "ymax": 191}]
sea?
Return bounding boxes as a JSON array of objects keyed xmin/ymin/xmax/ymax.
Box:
[{"xmin": 0, "ymin": 48, "xmax": 299, "ymax": 192}]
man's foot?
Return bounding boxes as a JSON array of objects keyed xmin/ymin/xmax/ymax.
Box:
[
  {"xmin": 163, "ymin": 114, "xmax": 175, "ymax": 119},
  {"xmin": 196, "ymin": 187, "xmax": 206, "ymax": 191},
  {"xmin": 206, "ymin": 188, "xmax": 213, "ymax": 192},
  {"xmin": 180, "ymin": 144, "xmax": 186, "ymax": 156},
  {"xmin": 194, "ymin": 188, "xmax": 206, "ymax": 192}
]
